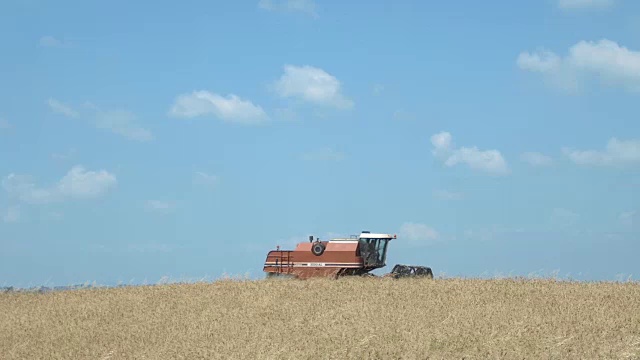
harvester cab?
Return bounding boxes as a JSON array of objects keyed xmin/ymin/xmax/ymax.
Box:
[
  {"xmin": 357, "ymin": 231, "xmax": 394, "ymax": 269},
  {"xmin": 263, "ymin": 230, "xmax": 433, "ymax": 279}
]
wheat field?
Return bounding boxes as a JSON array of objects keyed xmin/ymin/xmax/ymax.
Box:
[{"xmin": 1, "ymin": 277, "xmax": 640, "ymax": 359}]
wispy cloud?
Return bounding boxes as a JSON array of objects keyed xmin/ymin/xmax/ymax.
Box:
[
  {"xmin": 47, "ymin": 98, "xmax": 79, "ymax": 118},
  {"xmin": 551, "ymin": 208, "xmax": 580, "ymax": 227},
  {"xmin": 372, "ymin": 83, "xmax": 384, "ymax": 95},
  {"xmin": 46, "ymin": 211, "xmax": 64, "ymax": 221},
  {"xmin": 193, "ymin": 171, "xmax": 219, "ymax": 188},
  {"xmin": 94, "ymin": 109, "xmax": 153, "ymax": 142},
  {"xmin": 258, "ymin": 0, "xmax": 318, "ymax": 17},
  {"xmin": 392, "ymin": 109, "xmax": 415, "ymax": 121},
  {"xmin": 145, "ymin": 200, "xmax": 172, "ymax": 213},
  {"xmin": 47, "ymin": 98, "xmax": 152, "ymax": 142},
  {"xmin": 619, "ymin": 211, "xmax": 637, "ymax": 228},
  {"xmin": 273, "ymin": 65, "xmax": 353, "ymax": 109},
  {"xmin": 300, "ymin": 147, "xmax": 345, "ymax": 161},
  {"xmin": 0, "ymin": 118, "xmax": 11, "ymax": 130},
  {"xmin": 169, "ymin": 91, "xmax": 268, "ymax": 124},
  {"xmin": 2, "ymin": 165, "xmax": 117, "ymax": 204},
  {"xmin": 517, "ymin": 39, "xmax": 640, "ymax": 92},
  {"xmin": 2, "ymin": 207, "xmax": 20, "ymax": 223},
  {"xmin": 557, "ymin": 0, "xmax": 614, "ymax": 10},
  {"xmin": 273, "ymin": 107, "xmax": 298, "ymax": 122},
  {"xmin": 562, "ymin": 137, "xmax": 640, "ymax": 167},
  {"xmin": 521, "ymin": 152, "xmax": 553, "ymax": 167},
  {"xmin": 433, "ymin": 189, "xmax": 463, "ymax": 201},
  {"xmin": 431, "ymin": 131, "xmax": 509, "ymax": 175},
  {"xmin": 39, "ymin": 35, "xmax": 70, "ymax": 48},
  {"xmin": 51, "ymin": 148, "xmax": 77, "ymax": 163},
  {"xmin": 399, "ymin": 222, "xmax": 440, "ymax": 246}
]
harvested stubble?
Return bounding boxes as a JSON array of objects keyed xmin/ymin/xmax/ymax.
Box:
[{"xmin": 1, "ymin": 277, "xmax": 640, "ymax": 359}]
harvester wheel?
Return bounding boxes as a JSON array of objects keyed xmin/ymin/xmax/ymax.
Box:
[{"xmin": 311, "ymin": 242, "xmax": 325, "ymax": 256}]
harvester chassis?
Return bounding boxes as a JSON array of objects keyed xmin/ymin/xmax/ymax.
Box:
[
  {"xmin": 266, "ymin": 265, "xmax": 433, "ymax": 279},
  {"xmin": 263, "ymin": 232, "xmax": 434, "ymax": 280}
]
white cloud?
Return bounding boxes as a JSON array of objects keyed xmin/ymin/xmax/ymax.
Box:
[
  {"xmin": 399, "ymin": 222, "xmax": 440, "ymax": 245},
  {"xmin": 95, "ymin": 110, "xmax": 153, "ymax": 142},
  {"xmin": 562, "ymin": 137, "xmax": 640, "ymax": 167},
  {"xmin": 517, "ymin": 50, "xmax": 561, "ymax": 73},
  {"xmin": 2, "ymin": 174, "xmax": 60, "ymax": 204},
  {"xmin": 521, "ymin": 152, "xmax": 553, "ymax": 167},
  {"xmin": 2, "ymin": 207, "xmax": 20, "ymax": 223},
  {"xmin": 0, "ymin": 118, "xmax": 11, "ymax": 130},
  {"xmin": 518, "ymin": 39, "xmax": 640, "ymax": 92},
  {"xmin": 430, "ymin": 131, "xmax": 509, "ymax": 175},
  {"xmin": 145, "ymin": 200, "xmax": 172, "ymax": 213},
  {"xmin": 39, "ymin": 35, "xmax": 70, "ymax": 48},
  {"xmin": 259, "ymin": 0, "xmax": 276, "ymax": 9},
  {"xmin": 46, "ymin": 211, "xmax": 64, "ymax": 221},
  {"xmin": 47, "ymin": 98, "xmax": 79, "ymax": 118},
  {"xmin": 392, "ymin": 109, "xmax": 415, "ymax": 121},
  {"xmin": 273, "ymin": 65, "xmax": 353, "ymax": 109},
  {"xmin": 258, "ymin": 0, "xmax": 318, "ymax": 17},
  {"xmin": 619, "ymin": 211, "xmax": 637, "ymax": 228},
  {"xmin": 300, "ymin": 147, "xmax": 345, "ymax": 161},
  {"xmin": 551, "ymin": 208, "xmax": 580, "ymax": 227},
  {"xmin": 51, "ymin": 148, "xmax": 77, "ymax": 162},
  {"xmin": 463, "ymin": 227, "xmax": 499, "ymax": 242},
  {"xmin": 57, "ymin": 166, "xmax": 117, "ymax": 199},
  {"xmin": 433, "ymin": 189, "xmax": 463, "ymax": 200},
  {"xmin": 193, "ymin": 171, "xmax": 219, "ymax": 188},
  {"xmin": 570, "ymin": 40, "xmax": 640, "ymax": 85},
  {"xmin": 169, "ymin": 91, "xmax": 268, "ymax": 124},
  {"xmin": 273, "ymin": 107, "xmax": 298, "ymax": 122},
  {"xmin": 431, "ymin": 131, "xmax": 453, "ymax": 152},
  {"xmin": 372, "ymin": 83, "xmax": 384, "ymax": 95},
  {"xmin": 557, "ymin": 0, "xmax": 614, "ymax": 10},
  {"xmin": 47, "ymin": 99, "xmax": 152, "ymax": 142},
  {"xmin": 2, "ymin": 165, "xmax": 116, "ymax": 204}
]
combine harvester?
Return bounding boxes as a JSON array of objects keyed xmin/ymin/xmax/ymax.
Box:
[{"xmin": 263, "ymin": 231, "xmax": 433, "ymax": 279}]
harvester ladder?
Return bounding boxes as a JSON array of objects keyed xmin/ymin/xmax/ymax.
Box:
[{"xmin": 276, "ymin": 250, "xmax": 293, "ymax": 275}]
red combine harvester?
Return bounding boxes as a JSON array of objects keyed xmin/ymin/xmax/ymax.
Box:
[{"xmin": 263, "ymin": 231, "xmax": 433, "ymax": 279}]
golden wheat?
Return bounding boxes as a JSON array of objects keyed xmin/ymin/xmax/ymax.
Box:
[{"xmin": 1, "ymin": 277, "xmax": 640, "ymax": 359}]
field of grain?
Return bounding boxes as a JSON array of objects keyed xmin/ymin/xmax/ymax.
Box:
[{"xmin": 1, "ymin": 277, "xmax": 640, "ymax": 359}]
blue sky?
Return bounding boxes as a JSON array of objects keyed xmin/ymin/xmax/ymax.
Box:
[{"xmin": 1, "ymin": 0, "xmax": 639, "ymax": 287}]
